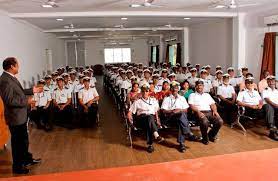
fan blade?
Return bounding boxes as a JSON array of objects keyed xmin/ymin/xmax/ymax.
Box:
[{"xmin": 238, "ymin": 3, "xmax": 259, "ymax": 8}]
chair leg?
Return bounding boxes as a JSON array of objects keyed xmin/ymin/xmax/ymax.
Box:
[
  {"xmin": 128, "ymin": 127, "xmax": 133, "ymax": 148},
  {"xmin": 231, "ymin": 116, "xmax": 247, "ymax": 135}
]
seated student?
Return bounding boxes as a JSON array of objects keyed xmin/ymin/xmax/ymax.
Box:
[
  {"xmin": 155, "ymin": 81, "xmax": 171, "ymax": 104},
  {"xmin": 187, "ymin": 68, "xmax": 199, "ymax": 88},
  {"xmin": 157, "ymin": 69, "xmax": 169, "ymax": 88},
  {"xmin": 52, "ymin": 76, "xmax": 73, "ymax": 127},
  {"xmin": 262, "ymin": 75, "xmax": 278, "ymax": 141},
  {"xmin": 199, "ymin": 69, "xmax": 213, "ymax": 94},
  {"xmin": 188, "ymin": 80, "xmax": 223, "ymax": 145},
  {"xmin": 139, "ymin": 69, "xmax": 152, "ymax": 87},
  {"xmin": 258, "ymin": 70, "xmax": 270, "ymax": 93},
  {"xmin": 179, "ymin": 80, "xmax": 194, "ymax": 100},
  {"xmin": 217, "ymin": 74, "xmax": 238, "ymax": 124},
  {"xmin": 237, "ymin": 77, "xmax": 264, "ymax": 120},
  {"xmin": 212, "ymin": 70, "xmax": 223, "ymax": 95},
  {"xmin": 239, "ymin": 73, "xmax": 258, "ymax": 91},
  {"xmin": 29, "ymin": 79, "xmax": 52, "ymax": 131},
  {"xmin": 161, "ymin": 81, "xmax": 197, "ymax": 152},
  {"xmin": 127, "ymin": 85, "xmax": 164, "ymax": 153},
  {"xmin": 127, "ymin": 82, "xmax": 141, "ymax": 106},
  {"xmin": 78, "ymin": 77, "xmax": 100, "ymax": 126}
]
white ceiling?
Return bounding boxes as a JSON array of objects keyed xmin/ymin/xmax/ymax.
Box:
[
  {"xmin": 1, "ymin": 0, "xmax": 277, "ymax": 39},
  {"xmin": 0, "ymin": 0, "xmax": 277, "ymax": 13}
]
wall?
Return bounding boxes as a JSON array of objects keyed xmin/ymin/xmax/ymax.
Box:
[
  {"xmin": 188, "ymin": 18, "xmax": 233, "ymax": 71},
  {"xmin": 0, "ymin": 12, "xmax": 65, "ymax": 87},
  {"xmin": 245, "ymin": 9, "xmax": 278, "ymax": 81},
  {"xmin": 85, "ymin": 38, "xmax": 149, "ymax": 65}
]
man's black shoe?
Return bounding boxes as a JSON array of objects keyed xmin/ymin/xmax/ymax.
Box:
[
  {"xmin": 209, "ymin": 136, "xmax": 218, "ymax": 142},
  {"xmin": 147, "ymin": 145, "xmax": 154, "ymax": 153},
  {"xmin": 24, "ymin": 158, "xmax": 42, "ymax": 167},
  {"xmin": 13, "ymin": 167, "xmax": 30, "ymax": 174},
  {"xmin": 179, "ymin": 144, "xmax": 186, "ymax": 153},
  {"xmin": 156, "ymin": 136, "xmax": 165, "ymax": 143},
  {"xmin": 188, "ymin": 134, "xmax": 198, "ymax": 141},
  {"xmin": 201, "ymin": 139, "xmax": 209, "ymax": 145},
  {"xmin": 269, "ymin": 130, "xmax": 278, "ymax": 141}
]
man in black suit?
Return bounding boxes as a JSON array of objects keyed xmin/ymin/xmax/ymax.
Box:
[{"xmin": 0, "ymin": 57, "xmax": 42, "ymax": 174}]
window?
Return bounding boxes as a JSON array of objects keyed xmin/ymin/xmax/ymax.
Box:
[
  {"xmin": 168, "ymin": 44, "xmax": 177, "ymax": 66},
  {"xmin": 104, "ymin": 48, "xmax": 131, "ymax": 63}
]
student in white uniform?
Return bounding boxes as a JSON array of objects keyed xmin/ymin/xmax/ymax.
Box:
[
  {"xmin": 127, "ymin": 85, "xmax": 164, "ymax": 153},
  {"xmin": 237, "ymin": 77, "xmax": 264, "ymax": 120},
  {"xmin": 227, "ymin": 67, "xmax": 238, "ymax": 87},
  {"xmin": 217, "ymin": 74, "xmax": 238, "ymax": 124},
  {"xmin": 78, "ymin": 77, "xmax": 100, "ymax": 127},
  {"xmin": 205, "ymin": 65, "xmax": 213, "ymax": 81},
  {"xmin": 262, "ymin": 75, "xmax": 278, "ymax": 141},
  {"xmin": 187, "ymin": 68, "xmax": 199, "ymax": 88},
  {"xmin": 212, "ymin": 70, "xmax": 223, "ymax": 95},
  {"xmin": 30, "ymin": 79, "xmax": 52, "ymax": 131},
  {"xmin": 188, "ymin": 80, "xmax": 223, "ymax": 145},
  {"xmin": 176, "ymin": 66, "xmax": 187, "ymax": 83},
  {"xmin": 52, "ymin": 76, "xmax": 73, "ymax": 127},
  {"xmin": 200, "ymin": 69, "xmax": 213, "ymax": 94},
  {"xmin": 139, "ymin": 69, "xmax": 152, "ymax": 87},
  {"xmin": 157, "ymin": 69, "xmax": 169, "ymax": 88},
  {"xmin": 44, "ymin": 75, "xmax": 54, "ymax": 97},
  {"xmin": 161, "ymin": 81, "xmax": 197, "ymax": 152}
]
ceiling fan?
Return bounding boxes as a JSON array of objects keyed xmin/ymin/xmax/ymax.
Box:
[
  {"xmin": 42, "ymin": 0, "xmax": 59, "ymax": 8},
  {"xmin": 129, "ymin": 0, "xmax": 162, "ymax": 8},
  {"xmin": 210, "ymin": 0, "xmax": 259, "ymax": 9}
]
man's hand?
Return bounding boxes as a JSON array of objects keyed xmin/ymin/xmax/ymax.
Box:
[
  {"xmin": 27, "ymin": 97, "xmax": 36, "ymax": 105},
  {"xmin": 33, "ymin": 86, "xmax": 43, "ymax": 93},
  {"xmin": 197, "ymin": 111, "xmax": 205, "ymax": 119},
  {"xmin": 59, "ymin": 105, "xmax": 65, "ymax": 110},
  {"xmin": 213, "ymin": 111, "xmax": 220, "ymax": 118},
  {"xmin": 84, "ymin": 106, "xmax": 89, "ymax": 113}
]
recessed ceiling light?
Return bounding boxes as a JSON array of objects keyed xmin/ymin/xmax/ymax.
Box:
[
  {"xmin": 64, "ymin": 25, "xmax": 69, "ymax": 29},
  {"xmin": 215, "ymin": 5, "xmax": 226, "ymax": 9},
  {"xmin": 41, "ymin": 4, "xmax": 53, "ymax": 8},
  {"xmin": 121, "ymin": 17, "xmax": 128, "ymax": 20},
  {"xmin": 130, "ymin": 4, "xmax": 141, "ymax": 8},
  {"xmin": 69, "ymin": 29, "xmax": 75, "ymax": 33},
  {"xmin": 184, "ymin": 17, "xmax": 191, "ymax": 20},
  {"xmin": 56, "ymin": 18, "xmax": 63, "ymax": 21}
]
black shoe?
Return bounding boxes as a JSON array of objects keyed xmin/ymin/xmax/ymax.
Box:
[
  {"xmin": 156, "ymin": 136, "xmax": 165, "ymax": 143},
  {"xmin": 24, "ymin": 158, "xmax": 42, "ymax": 167},
  {"xmin": 12, "ymin": 166, "xmax": 30, "ymax": 174},
  {"xmin": 201, "ymin": 139, "xmax": 209, "ymax": 145},
  {"xmin": 147, "ymin": 145, "xmax": 154, "ymax": 153},
  {"xmin": 179, "ymin": 144, "xmax": 186, "ymax": 153},
  {"xmin": 188, "ymin": 134, "xmax": 198, "ymax": 141},
  {"xmin": 209, "ymin": 136, "xmax": 218, "ymax": 143},
  {"xmin": 269, "ymin": 131, "xmax": 278, "ymax": 141}
]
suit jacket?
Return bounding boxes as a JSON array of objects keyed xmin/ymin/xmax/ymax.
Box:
[{"xmin": 0, "ymin": 72, "xmax": 33, "ymax": 126}]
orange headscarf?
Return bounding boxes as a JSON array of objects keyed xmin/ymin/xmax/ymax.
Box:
[{"xmin": 0, "ymin": 96, "xmax": 9, "ymax": 149}]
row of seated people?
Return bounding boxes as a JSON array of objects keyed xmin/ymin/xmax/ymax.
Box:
[
  {"xmin": 103, "ymin": 63, "xmax": 278, "ymax": 153},
  {"xmin": 28, "ymin": 66, "xmax": 100, "ymax": 131}
]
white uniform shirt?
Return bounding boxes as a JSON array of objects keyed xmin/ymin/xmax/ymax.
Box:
[
  {"xmin": 207, "ymin": 74, "xmax": 213, "ymax": 81},
  {"xmin": 237, "ymin": 89, "xmax": 262, "ymax": 106},
  {"xmin": 129, "ymin": 97, "xmax": 159, "ymax": 116},
  {"xmin": 53, "ymin": 87, "xmax": 72, "ymax": 104},
  {"xmin": 121, "ymin": 80, "xmax": 132, "ymax": 91},
  {"xmin": 44, "ymin": 84, "xmax": 54, "ymax": 96},
  {"xmin": 65, "ymin": 83, "xmax": 74, "ymax": 93},
  {"xmin": 157, "ymin": 78, "xmax": 170, "ymax": 87},
  {"xmin": 188, "ymin": 92, "xmax": 215, "ymax": 111},
  {"xmin": 139, "ymin": 79, "xmax": 151, "ymax": 88},
  {"xmin": 78, "ymin": 87, "xmax": 99, "ymax": 104},
  {"xmin": 229, "ymin": 77, "xmax": 238, "ymax": 87},
  {"xmin": 161, "ymin": 94, "xmax": 189, "ymax": 110},
  {"xmin": 217, "ymin": 84, "xmax": 235, "ymax": 99},
  {"xmin": 33, "ymin": 91, "xmax": 52, "ymax": 107},
  {"xmin": 74, "ymin": 83, "xmax": 84, "ymax": 93},
  {"xmin": 187, "ymin": 76, "xmax": 199, "ymax": 87},
  {"xmin": 212, "ymin": 79, "xmax": 223, "ymax": 87},
  {"xmin": 176, "ymin": 73, "xmax": 187, "ymax": 83},
  {"xmin": 200, "ymin": 78, "xmax": 213, "ymax": 93},
  {"xmin": 262, "ymin": 87, "xmax": 278, "ymax": 105},
  {"xmin": 90, "ymin": 77, "xmax": 97, "ymax": 87}
]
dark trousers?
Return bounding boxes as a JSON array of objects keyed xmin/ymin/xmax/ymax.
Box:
[
  {"xmin": 164, "ymin": 112, "xmax": 191, "ymax": 144},
  {"xmin": 53, "ymin": 104, "xmax": 73, "ymax": 126},
  {"xmin": 198, "ymin": 111, "xmax": 223, "ymax": 141},
  {"xmin": 136, "ymin": 114, "xmax": 158, "ymax": 145},
  {"xmin": 29, "ymin": 107, "xmax": 51, "ymax": 127},
  {"xmin": 9, "ymin": 122, "xmax": 33, "ymax": 169},
  {"xmin": 263, "ymin": 104, "xmax": 278, "ymax": 128},
  {"xmin": 219, "ymin": 99, "xmax": 238, "ymax": 124},
  {"xmin": 79, "ymin": 103, "xmax": 98, "ymax": 126}
]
